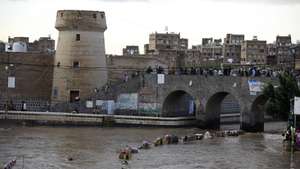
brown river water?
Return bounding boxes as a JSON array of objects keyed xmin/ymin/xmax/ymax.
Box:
[{"xmin": 0, "ymin": 122, "xmax": 299, "ymax": 169}]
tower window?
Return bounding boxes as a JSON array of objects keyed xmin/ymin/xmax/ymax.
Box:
[
  {"xmin": 60, "ymin": 13, "xmax": 64, "ymax": 17},
  {"xmin": 73, "ymin": 61, "xmax": 80, "ymax": 68},
  {"xmin": 76, "ymin": 34, "xmax": 80, "ymax": 41},
  {"xmin": 101, "ymin": 13, "xmax": 104, "ymax": 19},
  {"xmin": 93, "ymin": 13, "xmax": 97, "ymax": 19}
]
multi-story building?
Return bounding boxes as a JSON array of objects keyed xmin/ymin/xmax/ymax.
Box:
[
  {"xmin": 6, "ymin": 36, "xmax": 55, "ymax": 53},
  {"xmin": 266, "ymin": 43, "xmax": 277, "ymax": 65},
  {"xmin": 214, "ymin": 39, "xmax": 222, "ymax": 45},
  {"xmin": 192, "ymin": 38, "xmax": 222, "ymax": 61},
  {"xmin": 293, "ymin": 44, "xmax": 300, "ymax": 70},
  {"xmin": 184, "ymin": 49, "xmax": 202, "ymax": 67},
  {"xmin": 202, "ymin": 38, "xmax": 213, "ymax": 46},
  {"xmin": 276, "ymin": 35, "xmax": 293, "ymax": 67},
  {"xmin": 224, "ymin": 34, "xmax": 244, "ymax": 44},
  {"xmin": 144, "ymin": 44, "xmax": 150, "ymax": 54},
  {"xmin": 179, "ymin": 38, "xmax": 188, "ymax": 50},
  {"xmin": 148, "ymin": 32, "xmax": 188, "ymax": 52},
  {"xmin": 223, "ymin": 33, "xmax": 244, "ymax": 63},
  {"xmin": 123, "ymin": 46, "xmax": 139, "ymax": 56},
  {"xmin": 241, "ymin": 36, "xmax": 267, "ymax": 65},
  {"xmin": 8, "ymin": 37, "xmax": 29, "ymax": 44},
  {"xmin": 29, "ymin": 37, "xmax": 55, "ymax": 52},
  {"xmin": 6, "ymin": 37, "xmax": 29, "ymax": 52}
]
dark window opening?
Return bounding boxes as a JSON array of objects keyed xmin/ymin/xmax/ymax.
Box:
[
  {"xmin": 53, "ymin": 87, "xmax": 58, "ymax": 98},
  {"xmin": 73, "ymin": 61, "xmax": 80, "ymax": 68},
  {"xmin": 60, "ymin": 13, "xmax": 64, "ymax": 17},
  {"xmin": 70, "ymin": 90, "xmax": 80, "ymax": 103},
  {"xmin": 101, "ymin": 14, "xmax": 104, "ymax": 19},
  {"xmin": 93, "ymin": 13, "xmax": 97, "ymax": 19},
  {"xmin": 76, "ymin": 34, "xmax": 80, "ymax": 41}
]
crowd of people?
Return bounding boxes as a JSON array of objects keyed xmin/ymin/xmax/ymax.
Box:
[{"xmin": 143, "ymin": 65, "xmax": 295, "ymax": 78}]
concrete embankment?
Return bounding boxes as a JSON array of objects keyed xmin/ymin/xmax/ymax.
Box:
[{"xmin": 0, "ymin": 111, "xmax": 196, "ymax": 127}]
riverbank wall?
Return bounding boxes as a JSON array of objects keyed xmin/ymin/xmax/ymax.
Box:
[{"xmin": 0, "ymin": 111, "xmax": 197, "ymax": 127}]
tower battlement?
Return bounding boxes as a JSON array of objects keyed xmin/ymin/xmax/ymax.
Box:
[{"xmin": 55, "ymin": 10, "xmax": 107, "ymax": 32}]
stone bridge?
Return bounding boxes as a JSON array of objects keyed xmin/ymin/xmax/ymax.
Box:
[
  {"xmin": 138, "ymin": 74, "xmax": 277, "ymax": 132},
  {"xmin": 51, "ymin": 74, "xmax": 277, "ymax": 132}
]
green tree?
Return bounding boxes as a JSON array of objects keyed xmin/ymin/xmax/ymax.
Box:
[{"xmin": 263, "ymin": 72, "xmax": 300, "ymax": 119}]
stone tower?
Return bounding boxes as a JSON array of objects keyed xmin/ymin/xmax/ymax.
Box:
[{"xmin": 51, "ymin": 10, "xmax": 107, "ymax": 104}]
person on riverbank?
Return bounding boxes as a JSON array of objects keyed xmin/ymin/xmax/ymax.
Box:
[
  {"xmin": 21, "ymin": 101, "xmax": 27, "ymax": 111},
  {"xmin": 283, "ymin": 126, "xmax": 292, "ymax": 142},
  {"xmin": 296, "ymin": 129, "xmax": 300, "ymax": 148},
  {"xmin": 119, "ymin": 148, "xmax": 131, "ymax": 160}
]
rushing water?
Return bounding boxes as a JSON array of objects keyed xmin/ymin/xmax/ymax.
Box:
[{"xmin": 0, "ymin": 122, "xmax": 299, "ymax": 169}]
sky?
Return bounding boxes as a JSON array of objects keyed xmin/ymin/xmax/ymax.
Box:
[{"xmin": 0, "ymin": 0, "xmax": 300, "ymax": 54}]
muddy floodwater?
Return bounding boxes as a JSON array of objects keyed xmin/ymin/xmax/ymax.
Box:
[{"xmin": 0, "ymin": 122, "xmax": 299, "ymax": 169}]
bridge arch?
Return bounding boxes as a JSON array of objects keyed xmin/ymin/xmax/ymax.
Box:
[
  {"xmin": 205, "ymin": 91, "xmax": 241, "ymax": 129},
  {"xmin": 162, "ymin": 90, "xmax": 196, "ymax": 117},
  {"xmin": 249, "ymin": 94, "xmax": 268, "ymax": 131},
  {"xmin": 251, "ymin": 94, "xmax": 268, "ymax": 114}
]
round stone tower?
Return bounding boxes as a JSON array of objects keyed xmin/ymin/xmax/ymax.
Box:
[{"xmin": 51, "ymin": 10, "xmax": 107, "ymax": 104}]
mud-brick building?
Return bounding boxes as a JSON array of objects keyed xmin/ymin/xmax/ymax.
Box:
[
  {"xmin": 276, "ymin": 35, "xmax": 293, "ymax": 68},
  {"xmin": 223, "ymin": 34, "xmax": 244, "ymax": 64},
  {"xmin": 0, "ymin": 52, "xmax": 54, "ymax": 111},
  {"xmin": 293, "ymin": 44, "xmax": 300, "ymax": 70},
  {"xmin": 241, "ymin": 37, "xmax": 267, "ymax": 65}
]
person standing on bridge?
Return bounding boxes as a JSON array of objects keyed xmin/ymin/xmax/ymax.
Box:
[
  {"xmin": 251, "ymin": 68, "xmax": 256, "ymax": 77},
  {"xmin": 203, "ymin": 69, "xmax": 208, "ymax": 78}
]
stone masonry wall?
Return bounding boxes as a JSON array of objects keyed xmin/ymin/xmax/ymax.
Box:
[{"xmin": 0, "ymin": 52, "xmax": 54, "ymax": 110}]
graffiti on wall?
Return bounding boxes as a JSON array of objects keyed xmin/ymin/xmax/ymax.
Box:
[
  {"xmin": 95, "ymin": 100, "xmax": 115, "ymax": 114},
  {"xmin": 116, "ymin": 93, "xmax": 138, "ymax": 110},
  {"xmin": 139, "ymin": 103, "xmax": 160, "ymax": 115}
]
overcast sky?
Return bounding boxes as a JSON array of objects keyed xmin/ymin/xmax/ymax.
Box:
[{"xmin": 0, "ymin": 0, "xmax": 299, "ymax": 54}]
